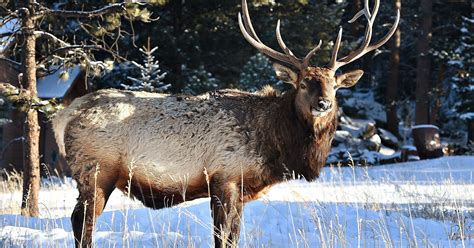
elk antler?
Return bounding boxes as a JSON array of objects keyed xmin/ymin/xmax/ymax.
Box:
[
  {"xmin": 238, "ymin": 0, "xmax": 322, "ymax": 71},
  {"xmin": 328, "ymin": 0, "xmax": 400, "ymax": 71}
]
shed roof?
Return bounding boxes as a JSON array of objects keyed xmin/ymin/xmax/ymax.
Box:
[{"xmin": 37, "ymin": 66, "xmax": 82, "ymax": 99}]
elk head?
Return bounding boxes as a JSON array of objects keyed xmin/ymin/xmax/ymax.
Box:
[{"xmin": 238, "ymin": 0, "xmax": 399, "ymax": 123}]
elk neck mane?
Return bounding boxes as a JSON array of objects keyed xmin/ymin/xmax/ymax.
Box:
[{"xmin": 247, "ymin": 88, "xmax": 338, "ymax": 182}]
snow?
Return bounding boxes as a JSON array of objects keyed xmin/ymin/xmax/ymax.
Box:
[
  {"xmin": 378, "ymin": 128, "xmax": 399, "ymax": 144},
  {"xmin": 402, "ymin": 145, "xmax": 417, "ymax": 151},
  {"xmin": 1, "ymin": 156, "xmax": 474, "ymax": 247},
  {"xmin": 379, "ymin": 145, "xmax": 396, "ymax": 156},
  {"xmin": 461, "ymin": 112, "xmax": 474, "ymax": 120},
  {"xmin": 412, "ymin": 124, "xmax": 440, "ymax": 130},
  {"xmin": 341, "ymin": 90, "xmax": 386, "ymax": 123}
]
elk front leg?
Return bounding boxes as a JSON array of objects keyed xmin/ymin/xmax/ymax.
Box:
[
  {"xmin": 210, "ymin": 176, "xmax": 243, "ymax": 248},
  {"xmin": 71, "ymin": 164, "xmax": 117, "ymax": 248},
  {"xmin": 72, "ymin": 185, "xmax": 115, "ymax": 248}
]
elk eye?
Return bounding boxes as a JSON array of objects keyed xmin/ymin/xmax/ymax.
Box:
[{"xmin": 300, "ymin": 83, "xmax": 307, "ymax": 90}]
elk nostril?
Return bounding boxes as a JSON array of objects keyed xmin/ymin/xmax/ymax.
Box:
[{"xmin": 318, "ymin": 100, "xmax": 331, "ymax": 111}]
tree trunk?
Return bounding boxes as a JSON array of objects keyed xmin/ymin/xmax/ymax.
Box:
[
  {"xmin": 386, "ymin": 0, "xmax": 401, "ymax": 136},
  {"xmin": 414, "ymin": 0, "xmax": 433, "ymax": 125},
  {"xmin": 468, "ymin": 119, "xmax": 474, "ymax": 145},
  {"xmin": 171, "ymin": 0, "xmax": 184, "ymax": 93},
  {"xmin": 430, "ymin": 63, "xmax": 444, "ymax": 124},
  {"xmin": 20, "ymin": 1, "xmax": 40, "ymax": 217}
]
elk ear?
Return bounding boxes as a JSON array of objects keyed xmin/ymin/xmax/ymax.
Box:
[
  {"xmin": 335, "ymin": 70, "xmax": 364, "ymax": 89},
  {"xmin": 273, "ymin": 63, "xmax": 299, "ymax": 87}
]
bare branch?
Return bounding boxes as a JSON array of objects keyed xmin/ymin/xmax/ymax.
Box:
[
  {"xmin": 33, "ymin": 30, "xmax": 126, "ymax": 65},
  {"xmin": 35, "ymin": 3, "xmax": 126, "ymax": 19},
  {"xmin": 49, "ymin": 45, "xmax": 107, "ymax": 55},
  {"xmin": 37, "ymin": 44, "xmax": 126, "ymax": 68},
  {"xmin": 0, "ymin": 37, "xmax": 17, "ymax": 57},
  {"xmin": 0, "ymin": 31, "xmax": 17, "ymax": 56},
  {"xmin": 0, "ymin": 5, "xmax": 14, "ymax": 17},
  {"xmin": 0, "ymin": 32, "xmax": 14, "ymax": 39},
  {"xmin": 34, "ymin": 31, "xmax": 69, "ymax": 46}
]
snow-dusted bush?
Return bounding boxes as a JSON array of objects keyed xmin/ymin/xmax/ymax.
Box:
[
  {"xmin": 182, "ymin": 65, "xmax": 220, "ymax": 95},
  {"xmin": 338, "ymin": 89, "xmax": 386, "ymax": 123},
  {"xmin": 239, "ymin": 53, "xmax": 281, "ymax": 92}
]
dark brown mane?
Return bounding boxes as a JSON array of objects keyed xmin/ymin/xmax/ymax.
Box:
[{"xmin": 251, "ymin": 89, "xmax": 337, "ymax": 182}]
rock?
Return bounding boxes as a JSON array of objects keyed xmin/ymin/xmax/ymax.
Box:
[
  {"xmin": 362, "ymin": 123, "xmax": 377, "ymax": 140},
  {"xmin": 340, "ymin": 91, "xmax": 387, "ymax": 123},
  {"xmin": 378, "ymin": 128, "xmax": 399, "ymax": 149},
  {"xmin": 342, "ymin": 104, "xmax": 368, "ymax": 119},
  {"xmin": 362, "ymin": 134, "xmax": 381, "ymax": 152},
  {"xmin": 400, "ymin": 145, "xmax": 418, "ymax": 162},
  {"xmin": 333, "ymin": 130, "xmax": 352, "ymax": 146}
]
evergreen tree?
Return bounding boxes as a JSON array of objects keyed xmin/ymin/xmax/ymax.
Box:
[
  {"xmin": 442, "ymin": 15, "xmax": 474, "ymax": 145},
  {"xmin": 182, "ymin": 65, "xmax": 220, "ymax": 95},
  {"xmin": 123, "ymin": 46, "xmax": 169, "ymax": 92},
  {"xmin": 239, "ymin": 53, "xmax": 280, "ymax": 92}
]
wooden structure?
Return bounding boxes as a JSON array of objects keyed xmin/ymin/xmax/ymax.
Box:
[
  {"xmin": 0, "ymin": 61, "xmax": 88, "ymax": 176},
  {"xmin": 412, "ymin": 124, "xmax": 443, "ymax": 159}
]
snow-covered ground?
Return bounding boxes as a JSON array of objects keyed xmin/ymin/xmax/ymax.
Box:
[{"xmin": 1, "ymin": 156, "xmax": 473, "ymax": 247}]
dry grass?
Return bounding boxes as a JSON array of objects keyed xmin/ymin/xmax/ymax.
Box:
[{"xmin": 0, "ymin": 161, "xmax": 473, "ymax": 247}]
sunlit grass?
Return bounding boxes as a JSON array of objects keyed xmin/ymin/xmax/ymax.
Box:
[{"xmin": 0, "ymin": 157, "xmax": 473, "ymax": 247}]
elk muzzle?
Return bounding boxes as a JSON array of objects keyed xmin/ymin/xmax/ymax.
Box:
[{"xmin": 311, "ymin": 98, "xmax": 332, "ymax": 117}]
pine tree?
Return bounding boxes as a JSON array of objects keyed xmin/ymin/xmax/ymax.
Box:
[
  {"xmin": 123, "ymin": 46, "xmax": 169, "ymax": 92},
  {"xmin": 444, "ymin": 16, "xmax": 474, "ymax": 145},
  {"xmin": 239, "ymin": 53, "xmax": 280, "ymax": 92},
  {"xmin": 182, "ymin": 65, "xmax": 220, "ymax": 95}
]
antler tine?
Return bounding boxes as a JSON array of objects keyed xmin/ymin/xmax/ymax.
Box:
[
  {"xmin": 239, "ymin": 0, "xmax": 327, "ymax": 70},
  {"xmin": 348, "ymin": 0, "xmax": 372, "ymax": 24},
  {"xmin": 302, "ymin": 40, "xmax": 322, "ymax": 69},
  {"xmin": 238, "ymin": 13, "xmax": 299, "ymax": 68},
  {"xmin": 329, "ymin": 27, "xmax": 343, "ymax": 69},
  {"xmin": 276, "ymin": 18, "xmax": 322, "ymax": 70},
  {"xmin": 371, "ymin": 0, "xmax": 380, "ymax": 23},
  {"xmin": 239, "ymin": 0, "xmax": 307, "ymax": 70},
  {"xmin": 241, "ymin": 0, "xmax": 262, "ymax": 43},
  {"xmin": 329, "ymin": 0, "xmax": 399, "ymax": 71},
  {"xmin": 336, "ymin": 18, "xmax": 374, "ymax": 65},
  {"xmin": 364, "ymin": 8, "xmax": 400, "ymax": 53},
  {"xmin": 276, "ymin": 20, "xmax": 296, "ymax": 57},
  {"xmin": 275, "ymin": 20, "xmax": 304, "ymax": 67},
  {"xmin": 332, "ymin": 0, "xmax": 375, "ymax": 69}
]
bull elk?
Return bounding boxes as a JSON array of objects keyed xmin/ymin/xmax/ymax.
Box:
[{"xmin": 53, "ymin": 0, "xmax": 399, "ymax": 247}]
